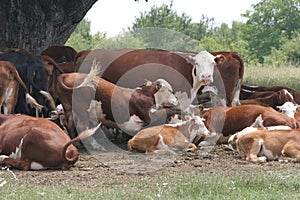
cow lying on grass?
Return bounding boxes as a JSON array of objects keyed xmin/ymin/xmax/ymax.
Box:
[
  {"xmin": 0, "ymin": 114, "xmax": 99, "ymax": 170},
  {"xmin": 127, "ymin": 115, "xmax": 210, "ymax": 153}
]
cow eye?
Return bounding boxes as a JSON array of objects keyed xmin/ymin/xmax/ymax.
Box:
[{"xmin": 193, "ymin": 67, "xmax": 197, "ymax": 76}]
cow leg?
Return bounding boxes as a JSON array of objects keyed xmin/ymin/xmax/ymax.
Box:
[
  {"xmin": 0, "ymin": 156, "xmax": 31, "ymax": 170},
  {"xmin": 246, "ymin": 139, "xmax": 267, "ymax": 162},
  {"xmin": 281, "ymin": 142, "xmax": 300, "ymax": 162}
]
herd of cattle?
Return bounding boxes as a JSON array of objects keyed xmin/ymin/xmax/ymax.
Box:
[{"xmin": 0, "ymin": 45, "xmax": 299, "ymax": 170}]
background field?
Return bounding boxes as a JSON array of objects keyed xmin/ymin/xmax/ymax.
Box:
[{"xmin": 1, "ymin": 64, "xmax": 300, "ymax": 200}]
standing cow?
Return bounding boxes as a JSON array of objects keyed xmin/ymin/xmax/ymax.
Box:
[{"xmin": 74, "ymin": 49, "xmax": 224, "ymax": 110}]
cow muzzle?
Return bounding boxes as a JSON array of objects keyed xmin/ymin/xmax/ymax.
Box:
[{"xmin": 201, "ymin": 74, "xmax": 213, "ymax": 85}]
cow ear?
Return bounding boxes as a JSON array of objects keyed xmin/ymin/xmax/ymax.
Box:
[
  {"xmin": 185, "ymin": 55, "xmax": 195, "ymax": 65},
  {"xmin": 214, "ymin": 54, "xmax": 225, "ymax": 64}
]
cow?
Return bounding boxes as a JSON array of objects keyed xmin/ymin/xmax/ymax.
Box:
[
  {"xmin": 236, "ymin": 128, "xmax": 300, "ymax": 162},
  {"xmin": 240, "ymin": 89, "xmax": 296, "ymax": 109},
  {"xmin": 228, "ymin": 125, "xmax": 292, "ymax": 150},
  {"xmin": 277, "ymin": 101, "xmax": 300, "ymax": 123},
  {"xmin": 41, "ymin": 45, "xmax": 77, "ymax": 63},
  {"xmin": 58, "ymin": 61, "xmax": 76, "ymax": 73},
  {"xmin": 242, "ymin": 84, "xmax": 300, "ymax": 104},
  {"xmin": 0, "ymin": 114, "xmax": 99, "ymax": 170},
  {"xmin": 199, "ymin": 104, "xmax": 298, "ymax": 145},
  {"xmin": 127, "ymin": 115, "xmax": 210, "ymax": 153},
  {"xmin": 0, "ymin": 51, "xmax": 55, "ymax": 116},
  {"xmin": 74, "ymin": 49, "xmax": 224, "ymax": 110},
  {"xmin": 0, "ymin": 61, "xmax": 43, "ymax": 114},
  {"xmin": 56, "ymin": 63, "xmax": 179, "ymax": 139},
  {"xmin": 38, "ymin": 55, "xmax": 64, "ymax": 106},
  {"xmin": 206, "ymin": 51, "xmax": 244, "ymax": 107}
]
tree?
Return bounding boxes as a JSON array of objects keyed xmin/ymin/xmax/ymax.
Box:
[
  {"xmin": 65, "ymin": 19, "xmax": 96, "ymax": 51},
  {"xmin": 242, "ymin": 0, "xmax": 300, "ymax": 62},
  {"xmin": 0, "ymin": 0, "xmax": 97, "ymax": 54}
]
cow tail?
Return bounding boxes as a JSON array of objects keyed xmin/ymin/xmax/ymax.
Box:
[
  {"xmin": 9, "ymin": 63, "xmax": 44, "ymax": 111},
  {"xmin": 62, "ymin": 123, "xmax": 101, "ymax": 164}
]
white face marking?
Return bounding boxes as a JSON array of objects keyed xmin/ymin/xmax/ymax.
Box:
[
  {"xmin": 9, "ymin": 138, "xmax": 24, "ymax": 159},
  {"xmin": 30, "ymin": 162, "xmax": 46, "ymax": 170},
  {"xmin": 282, "ymin": 89, "xmax": 294, "ymax": 100},
  {"xmin": 277, "ymin": 101, "xmax": 298, "ymax": 118},
  {"xmin": 154, "ymin": 79, "xmax": 178, "ymax": 108},
  {"xmin": 192, "ymin": 51, "xmax": 215, "ymax": 86}
]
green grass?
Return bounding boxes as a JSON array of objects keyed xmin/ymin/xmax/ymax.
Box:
[
  {"xmin": 243, "ymin": 64, "xmax": 300, "ymax": 91},
  {"xmin": 1, "ymin": 170, "xmax": 299, "ymax": 200}
]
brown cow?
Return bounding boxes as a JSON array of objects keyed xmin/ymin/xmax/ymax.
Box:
[
  {"xmin": 0, "ymin": 114, "xmax": 99, "ymax": 170},
  {"xmin": 41, "ymin": 45, "xmax": 77, "ymax": 63},
  {"xmin": 38, "ymin": 55, "xmax": 64, "ymax": 105},
  {"xmin": 74, "ymin": 49, "xmax": 224, "ymax": 110},
  {"xmin": 0, "ymin": 61, "xmax": 43, "ymax": 114},
  {"xmin": 236, "ymin": 128, "xmax": 300, "ymax": 162},
  {"xmin": 240, "ymin": 89, "xmax": 296, "ymax": 109},
  {"xmin": 127, "ymin": 115, "xmax": 210, "ymax": 153},
  {"xmin": 199, "ymin": 104, "xmax": 298, "ymax": 144},
  {"xmin": 207, "ymin": 51, "xmax": 244, "ymax": 106},
  {"xmin": 242, "ymin": 84, "xmax": 300, "ymax": 104},
  {"xmin": 56, "ymin": 64, "xmax": 179, "ymax": 139}
]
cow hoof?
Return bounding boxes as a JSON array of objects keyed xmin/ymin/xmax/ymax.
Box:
[{"xmin": 0, "ymin": 155, "xmax": 9, "ymax": 162}]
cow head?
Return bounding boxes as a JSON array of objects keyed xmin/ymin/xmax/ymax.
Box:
[
  {"xmin": 153, "ymin": 79, "xmax": 178, "ymax": 108},
  {"xmin": 184, "ymin": 115, "xmax": 210, "ymax": 144},
  {"xmin": 277, "ymin": 101, "xmax": 298, "ymax": 118},
  {"xmin": 186, "ymin": 51, "xmax": 225, "ymax": 86}
]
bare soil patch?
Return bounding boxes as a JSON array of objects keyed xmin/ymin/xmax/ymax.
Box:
[{"xmin": 7, "ymin": 144, "xmax": 299, "ymax": 189}]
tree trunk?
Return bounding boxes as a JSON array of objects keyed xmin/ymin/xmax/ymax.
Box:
[{"xmin": 0, "ymin": 0, "xmax": 97, "ymax": 54}]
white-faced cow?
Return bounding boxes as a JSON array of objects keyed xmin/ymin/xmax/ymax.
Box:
[
  {"xmin": 56, "ymin": 63, "xmax": 179, "ymax": 140},
  {"xmin": 0, "ymin": 61, "xmax": 43, "ymax": 114},
  {"xmin": 0, "ymin": 113, "xmax": 99, "ymax": 170},
  {"xmin": 127, "ymin": 115, "xmax": 210, "ymax": 153},
  {"xmin": 74, "ymin": 49, "xmax": 224, "ymax": 110}
]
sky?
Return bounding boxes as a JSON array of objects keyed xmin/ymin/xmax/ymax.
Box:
[{"xmin": 84, "ymin": 0, "xmax": 261, "ymax": 37}]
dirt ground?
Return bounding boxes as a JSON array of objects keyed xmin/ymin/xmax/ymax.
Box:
[{"xmin": 7, "ymin": 143, "xmax": 299, "ymax": 189}]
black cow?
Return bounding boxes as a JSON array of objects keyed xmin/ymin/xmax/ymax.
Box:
[{"xmin": 0, "ymin": 51, "xmax": 55, "ymax": 116}]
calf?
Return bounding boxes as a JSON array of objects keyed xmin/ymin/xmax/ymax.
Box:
[
  {"xmin": 236, "ymin": 129, "xmax": 300, "ymax": 162},
  {"xmin": 56, "ymin": 64, "xmax": 179, "ymax": 139},
  {"xmin": 0, "ymin": 61, "xmax": 43, "ymax": 114},
  {"xmin": 240, "ymin": 89, "xmax": 295, "ymax": 109},
  {"xmin": 0, "ymin": 114, "xmax": 99, "ymax": 170},
  {"xmin": 228, "ymin": 125, "xmax": 292, "ymax": 150},
  {"xmin": 200, "ymin": 105, "xmax": 298, "ymax": 144},
  {"xmin": 127, "ymin": 116, "xmax": 210, "ymax": 153}
]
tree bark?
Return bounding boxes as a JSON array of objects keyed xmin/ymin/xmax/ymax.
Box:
[{"xmin": 0, "ymin": 0, "xmax": 97, "ymax": 54}]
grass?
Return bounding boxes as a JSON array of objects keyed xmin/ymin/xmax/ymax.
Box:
[
  {"xmin": 1, "ymin": 170, "xmax": 299, "ymax": 200},
  {"xmin": 243, "ymin": 63, "xmax": 300, "ymax": 91}
]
